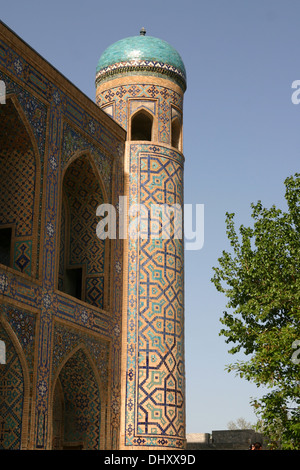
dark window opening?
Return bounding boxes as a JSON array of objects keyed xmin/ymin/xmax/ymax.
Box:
[
  {"xmin": 0, "ymin": 227, "xmax": 12, "ymax": 267},
  {"xmin": 171, "ymin": 118, "xmax": 181, "ymax": 150},
  {"xmin": 131, "ymin": 112, "xmax": 153, "ymax": 141},
  {"xmin": 64, "ymin": 267, "xmax": 83, "ymax": 300}
]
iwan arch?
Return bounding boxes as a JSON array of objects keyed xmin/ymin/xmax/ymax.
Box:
[{"xmin": 0, "ymin": 21, "xmax": 187, "ymax": 450}]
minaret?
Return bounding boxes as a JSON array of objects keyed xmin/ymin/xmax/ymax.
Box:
[{"xmin": 96, "ymin": 29, "xmax": 187, "ymax": 450}]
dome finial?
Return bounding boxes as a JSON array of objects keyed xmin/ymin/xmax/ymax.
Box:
[{"xmin": 140, "ymin": 27, "xmax": 146, "ymax": 36}]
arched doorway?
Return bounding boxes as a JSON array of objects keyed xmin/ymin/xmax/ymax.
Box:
[{"xmin": 52, "ymin": 348, "xmax": 102, "ymax": 450}]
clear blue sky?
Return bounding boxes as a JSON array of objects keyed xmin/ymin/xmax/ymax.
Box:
[{"xmin": 2, "ymin": 0, "xmax": 299, "ymax": 433}]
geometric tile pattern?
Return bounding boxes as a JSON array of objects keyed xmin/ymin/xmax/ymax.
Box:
[
  {"xmin": 0, "ymin": 99, "xmax": 36, "ymax": 237},
  {"xmin": 13, "ymin": 241, "xmax": 32, "ymax": 276},
  {"xmin": 60, "ymin": 155, "xmax": 105, "ymax": 309},
  {"xmin": 96, "ymin": 83, "xmax": 183, "ymax": 144},
  {"xmin": 85, "ymin": 276, "xmax": 104, "ymax": 309},
  {"xmin": 96, "ymin": 57, "xmax": 186, "ymax": 449},
  {"xmin": 58, "ymin": 199, "xmax": 66, "ymax": 292},
  {"xmin": 61, "ymin": 122, "xmax": 114, "ymax": 198},
  {"xmin": 52, "ymin": 323, "xmax": 110, "ymax": 388},
  {"xmin": 4, "ymin": 306, "xmax": 36, "ymax": 371},
  {"xmin": 138, "ymin": 156, "xmax": 184, "ymax": 438},
  {"xmin": 0, "ymin": 99, "xmax": 37, "ymax": 277},
  {"xmin": 125, "ymin": 144, "xmax": 185, "ymax": 449},
  {"xmin": 0, "ymin": 323, "xmax": 24, "ymax": 450},
  {"xmin": 0, "ymin": 24, "xmax": 186, "ymax": 451},
  {"xmin": 0, "ymin": 28, "xmax": 124, "ymax": 450},
  {"xmin": 0, "ymin": 72, "xmax": 47, "ymax": 280},
  {"xmin": 54, "ymin": 349, "xmax": 101, "ymax": 449}
]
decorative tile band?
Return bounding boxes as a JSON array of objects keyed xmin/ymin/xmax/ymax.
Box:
[{"xmin": 95, "ymin": 60, "xmax": 186, "ymax": 91}]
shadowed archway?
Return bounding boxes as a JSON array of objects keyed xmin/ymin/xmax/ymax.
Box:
[
  {"xmin": 58, "ymin": 154, "xmax": 108, "ymax": 309},
  {"xmin": 52, "ymin": 347, "xmax": 103, "ymax": 450}
]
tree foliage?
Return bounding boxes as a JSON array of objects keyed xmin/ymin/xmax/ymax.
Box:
[
  {"xmin": 211, "ymin": 174, "xmax": 300, "ymax": 449},
  {"xmin": 227, "ymin": 417, "xmax": 254, "ymax": 430}
]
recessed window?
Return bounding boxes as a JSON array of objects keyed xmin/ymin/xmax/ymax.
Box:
[
  {"xmin": 64, "ymin": 267, "xmax": 83, "ymax": 300},
  {"xmin": 131, "ymin": 111, "xmax": 153, "ymax": 141},
  {"xmin": 171, "ymin": 118, "xmax": 181, "ymax": 150},
  {"xmin": 0, "ymin": 227, "xmax": 12, "ymax": 268}
]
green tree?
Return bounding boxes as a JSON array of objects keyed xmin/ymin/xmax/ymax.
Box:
[
  {"xmin": 227, "ymin": 417, "xmax": 254, "ymax": 430},
  {"xmin": 211, "ymin": 174, "xmax": 300, "ymax": 450}
]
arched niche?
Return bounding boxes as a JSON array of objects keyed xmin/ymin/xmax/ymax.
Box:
[
  {"xmin": 51, "ymin": 346, "xmax": 105, "ymax": 450},
  {"xmin": 130, "ymin": 109, "xmax": 153, "ymax": 141},
  {"xmin": 0, "ymin": 97, "xmax": 40, "ymax": 277},
  {"xmin": 0, "ymin": 313, "xmax": 31, "ymax": 449},
  {"xmin": 58, "ymin": 153, "xmax": 108, "ymax": 309},
  {"xmin": 171, "ymin": 116, "xmax": 182, "ymax": 150}
]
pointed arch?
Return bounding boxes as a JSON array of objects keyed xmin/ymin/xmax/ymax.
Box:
[
  {"xmin": 50, "ymin": 343, "xmax": 107, "ymax": 450},
  {"xmin": 57, "ymin": 151, "xmax": 109, "ymax": 309},
  {"xmin": 0, "ymin": 311, "xmax": 31, "ymax": 449},
  {"xmin": 130, "ymin": 109, "xmax": 153, "ymax": 141},
  {"xmin": 61, "ymin": 150, "xmax": 109, "ymax": 205},
  {"xmin": 0, "ymin": 95, "xmax": 41, "ymax": 278}
]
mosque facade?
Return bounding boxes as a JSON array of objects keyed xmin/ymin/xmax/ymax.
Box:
[{"xmin": 0, "ymin": 21, "xmax": 187, "ymax": 450}]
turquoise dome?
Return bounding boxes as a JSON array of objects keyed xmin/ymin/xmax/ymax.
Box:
[{"xmin": 96, "ymin": 30, "xmax": 186, "ymax": 90}]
